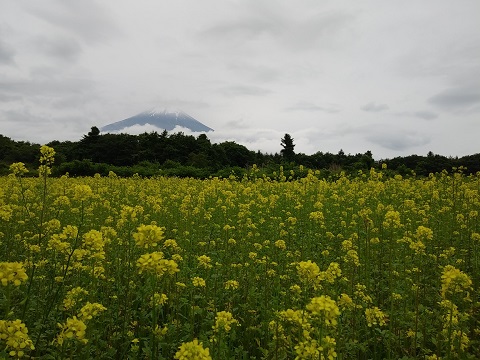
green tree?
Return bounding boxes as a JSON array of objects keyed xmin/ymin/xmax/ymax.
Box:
[{"xmin": 280, "ymin": 133, "xmax": 295, "ymax": 161}]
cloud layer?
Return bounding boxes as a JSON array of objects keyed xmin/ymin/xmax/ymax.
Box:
[{"xmin": 1, "ymin": 0, "xmax": 479, "ymax": 159}]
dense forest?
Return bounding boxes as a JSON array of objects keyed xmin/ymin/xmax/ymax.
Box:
[{"xmin": 1, "ymin": 127, "xmax": 479, "ymax": 178}]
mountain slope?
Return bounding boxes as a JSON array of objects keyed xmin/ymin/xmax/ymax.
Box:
[{"xmin": 101, "ymin": 108, "xmax": 214, "ymax": 133}]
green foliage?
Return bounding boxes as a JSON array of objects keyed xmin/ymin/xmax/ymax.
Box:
[
  {"xmin": 2, "ymin": 131, "xmax": 480, "ymax": 179},
  {"xmin": 280, "ymin": 133, "xmax": 295, "ymax": 161}
]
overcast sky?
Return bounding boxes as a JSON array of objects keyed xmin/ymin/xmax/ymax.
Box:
[{"xmin": 1, "ymin": 1, "xmax": 479, "ymax": 159}]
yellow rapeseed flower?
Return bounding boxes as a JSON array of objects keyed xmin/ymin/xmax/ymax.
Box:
[
  {"xmin": 296, "ymin": 260, "xmax": 320, "ymax": 283},
  {"xmin": 73, "ymin": 184, "xmax": 93, "ymax": 202},
  {"xmin": 441, "ymin": 265, "xmax": 472, "ymax": 299},
  {"xmin": 365, "ymin": 307, "xmax": 387, "ymax": 327},
  {"xmin": 294, "ymin": 339, "xmax": 320, "ymax": 359},
  {"xmin": 39, "ymin": 145, "xmax": 55, "ymax": 165},
  {"xmin": 151, "ymin": 293, "xmax": 168, "ymax": 306},
  {"xmin": 9, "ymin": 162, "xmax": 29, "ymax": 176},
  {"xmin": 213, "ymin": 311, "xmax": 239, "ymax": 332},
  {"xmin": 78, "ymin": 302, "xmax": 107, "ymax": 322},
  {"xmin": 224, "ymin": 280, "xmax": 239, "ymax": 290},
  {"xmin": 192, "ymin": 277, "xmax": 206, "ymax": 287},
  {"xmin": 63, "ymin": 287, "xmax": 89, "ymax": 310},
  {"xmin": 174, "ymin": 339, "xmax": 211, "ymax": 360},
  {"xmin": 0, "ymin": 319, "xmax": 35, "ymax": 357},
  {"xmin": 197, "ymin": 255, "xmax": 213, "ymax": 269},
  {"xmin": 56, "ymin": 316, "xmax": 88, "ymax": 345},
  {"xmin": 274, "ymin": 240, "xmax": 286, "ymax": 250},
  {"xmin": 0, "ymin": 262, "xmax": 28, "ymax": 286},
  {"xmin": 133, "ymin": 224, "xmax": 165, "ymax": 248},
  {"xmin": 136, "ymin": 252, "xmax": 179, "ymax": 277},
  {"xmin": 306, "ymin": 296, "xmax": 340, "ymax": 327}
]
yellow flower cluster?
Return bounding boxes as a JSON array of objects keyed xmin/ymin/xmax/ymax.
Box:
[
  {"xmin": 0, "ymin": 262, "xmax": 28, "ymax": 286},
  {"xmin": 439, "ymin": 299, "xmax": 460, "ymax": 326},
  {"xmin": 164, "ymin": 239, "xmax": 181, "ymax": 251},
  {"xmin": 294, "ymin": 336, "xmax": 337, "ymax": 360},
  {"xmin": 192, "ymin": 277, "xmax": 206, "ymax": 287},
  {"xmin": 408, "ymin": 238, "xmax": 426, "ymax": 255},
  {"xmin": 151, "ymin": 293, "xmax": 168, "ymax": 307},
  {"xmin": 213, "ymin": 311, "xmax": 238, "ymax": 332},
  {"xmin": 0, "ymin": 319, "xmax": 35, "ymax": 358},
  {"xmin": 354, "ymin": 284, "xmax": 373, "ymax": 305},
  {"xmin": 133, "ymin": 224, "xmax": 165, "ymax": 248},
  {"xmin": 0, "ymin": 204, "xmax": 12, "ymax": 221},
  {"xmin": 365, "ymin": 307, "xmax": 387, "ymax": 327},
  {"xmin": 78, "ymin": 302, "xmax": 107, "ymax": 321},
  {"xmin": 57, "ymin": 300, "xmax": 106, "ymax": 345},
  {"xmin": 306, "ymin": 296, "xmax": 340, "ymax": 327},
  {"xmin": 322, "ymin": 263, "xmax": 342, "ymax": 283},
  {"xmin": 278, "ymin": 309, "xmax": 310, "ymax": 328},
  {"xmin": 117, "ymin": 205, "xmax": 144, "ymax": 228},
  {"xmin": 9, "ymin": 162, "xmax": 29, "ymax": 176},
  {"xmin": 438, "ymin": 299, "xmax": 470, "ymax": 353},
  {"xmin": 415, "ymin": 225, "xmax": 433, "ymax": 241},
  {"xmin": 63, "ymin": 287, "xmax": 89, "ymax": 310},
  {"xmin": 294, "ymin": 339, "xmax": 321, "ymax": 359},
  {"xmin": 224, "ymin": 279, "xmax": 239, "ymax": 290},
  {"xmin": 343, "ymin": 249, "xmax": 360, "ymax": 266},
  {"xmin": 296, "ymin": 260, "xmax": 320, "ymax": 283},
  {"xmin": 82, "ymin": 229, "xmax": 106, "ymax": 260},
  {"xmin": 275, "ymin": 240, "xmax": 286, "ymax": 250},
  {"xmin": 337, "ymin": 293, "xmax": 355, "ymax": 310},
  {"xmin": 56, "ymin": 316, "xmax": 87, "ymax": 345},
  {"xmin": 383, "ymin": 210, "xmax": 402, "ymax": 228},
  {"xmin": 174, "ymin": 339, "xmax": 211, "ymax": 360},
  {"xmin": 309, "ymin": 211, "xmax": 325, "ymax": 222},
  {"xmin": 136, "ymin": 252, "xmax": 179, "ymax": 277},
  {"xmin": 48, "ymin": 225, "xmax": 79, "ymax": 254},
  {"xmin": 73, "ymin": 184, "xmax": 93, "ymax": 202},
  {"xmin": 39, "ymin": 145, "xmax": 55, "ymax": 165},
  {"xmin": 440, "ymin": 265, "xmax": 472, "ymax": 299},
  {"xmin": 290, "ymin": 284, "xmax": 302, "ymax": 295},
  {"xmin": 297, "ymin": 261, "xmax": 342, "ymax": 288},
  {"xmin": 197, "ymin": 255, "xmax": 213, "ymax": 269}
]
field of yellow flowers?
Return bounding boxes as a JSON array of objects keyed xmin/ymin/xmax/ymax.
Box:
[{"xmin": 1, "ymin": 146, "xmax": 479, "ymax": 359}]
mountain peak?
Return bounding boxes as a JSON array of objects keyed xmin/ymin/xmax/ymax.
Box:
[
  {"xmin": 144, "ymin": 107, "xmax": 183, "ymax": 117},
  {"xmin": 101, "ymin": 108, "xmax": 213, "ymax": 133}
]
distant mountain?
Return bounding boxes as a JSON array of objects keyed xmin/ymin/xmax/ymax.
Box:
[{"xmin": 101, "ymin": 108, "xmax": 214, "ymax": 133}]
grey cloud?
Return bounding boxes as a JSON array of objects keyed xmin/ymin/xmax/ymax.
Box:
[
  {"xmin": 2, "ymin": 107, "xmax": 92, "ymax": 142},
  {"xmin": 428, "ymin": 87, "xmax": 480, "ymax": 111},
  {"xmin": 286, "ymin": 102, "xmax": 341, "ymax": 114},
  {"xmin": 280, "ymin": 11, "xmax": 354, "ymax": 51},
  {"xmin": 0, "ymin": 93, "xmax": 22, "ymax": 102},
  {"xmin": 224, "ymin": 119, "xmax": 250, "ymax": 130},
  {"xmin": 203, "ymin": 18, "xmax": 280, "ymax": 40},
  {"xmin": 396, "ymin": 111, "xmax": 439, "ymax": 120},
  {"xmin": 34, "ymin": 36, "xmax": 82, "ymax": 62},
  {"xmin": 218, "ymin": 85, "xmax": 272, "ymax": 97},
  {"xmin": 145, "ymin": 98, "xmax": 210, "ymax": 112},
  {"xmin": 2, "ymin": 108, "xmax": 46, "ymax": 126},
  {"xmin": 367, "ymin": 131, "xmax": 430, "ymax": 151},
  {"xmin": 29, "ymin": 0, "xmax": 121, "ymax": 44},
  {"xmin": 0, "ymin": 76, "xmax": 94, "ymax": 98},
  {"xmin": 227, "ymin": 62, "xmax": 281, "ymax": 83},
  {"xmin": 413, "ymin": 111, "xmax": 438, "ymax": 120},
  {"xmin": 0, "ymin": 39, "xmax": 15, "ymax": 65},
  {"xmin": 201, "ymin": 5, "xmax": 353, "ymax": 52},
  {"xmin": 362, "ymin": 102, "xmax": 389, "ymax": 112}
]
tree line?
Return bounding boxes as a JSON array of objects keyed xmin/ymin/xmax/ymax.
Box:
[{"xmin": 1, "ymin": 128, "xmax": 479, "ymax": 178}]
